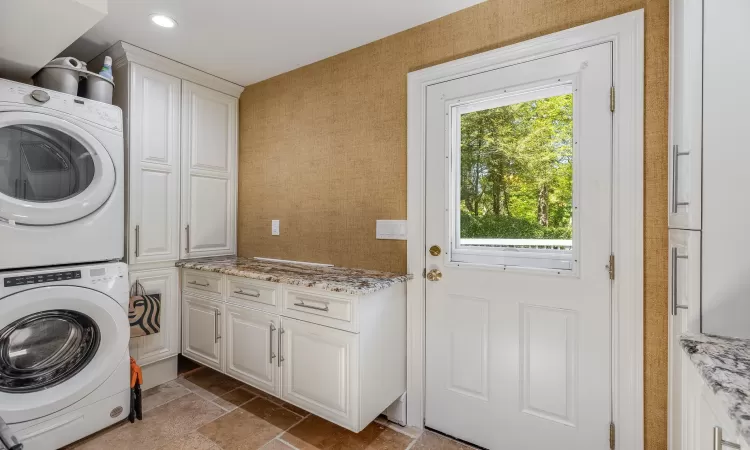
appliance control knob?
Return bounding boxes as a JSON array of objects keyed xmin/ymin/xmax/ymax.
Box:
[{"xmin": 31, "ymin": 90, "xmax": 50, "ymax": 103}]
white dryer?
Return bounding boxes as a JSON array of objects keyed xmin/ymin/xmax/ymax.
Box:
[
  {"xmin": 0, "ymin": 78, "xmax": 124, "ymax": 270},
  {"xmin": 0, "ymin": 262, "xmax": 131, "ymax": 450}
]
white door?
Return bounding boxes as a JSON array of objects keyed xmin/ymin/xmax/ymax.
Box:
[
  {"xmin": 425, "ymin": 44, "xmax": 613, "ymax": 449},
  {"xmin": 280, "ymin": 317, "xmax": 358, "ymax": 430},
  {"xmin": 129, "ymin": 267, "xmax": 180, "ymax": 366},
  {"xmin": 182, "ymin": 294, "xmax": 223, "ymax": 371},
  {"xmin": 129, "ymin": 64, "xmax": 181, "ymax": 264},
  {"xmin": 225, "ymin": 304, "xmax": 279, "ymax": 396},
  {"xmin": 668, "ymin": 229, "xmax": 701, "ymax": 450},
  {"xmin": 180, "ymin": 81, "xmax": 237, "ymax": 259}
]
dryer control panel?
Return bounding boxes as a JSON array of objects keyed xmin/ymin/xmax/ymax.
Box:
[{"xmin": 4, "ymin": 270, "xmax": 82, "ymax": 287}]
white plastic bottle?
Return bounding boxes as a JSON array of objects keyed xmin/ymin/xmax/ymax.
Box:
[{"xmin": 99, "ymin": 56, "xmax": 114, "ymax": 81}]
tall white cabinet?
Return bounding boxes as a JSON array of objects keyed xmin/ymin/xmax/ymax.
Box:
[
  {"xmin": 669, "ymin": 0, "xmax": 750, "ymax": 448},
  {"xmin": 92, "ymin": 42, "xmax": 242, "ymax": 384}
]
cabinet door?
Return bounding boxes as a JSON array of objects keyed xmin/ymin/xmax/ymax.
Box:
[
  {"xmin": 668, "ymin": 0, "xmax": 703, "ymax": 230},
  {"xmin": 182, "ymin": 294, "xmax": 223, "ymax": 371},
  {"xmin": 669, "ymin": 229, "xmax": 701, "ymax": 450},
  {"xmin": 130, "ymin": 267, "xmax": 180, "ymax": 366},
  {"xmin": 225, "ymin": 305, "xmax": 280, "ymax": 396},
  {"xmin": 180, "ymin": 81, "xmax": 237, "ymax": 259},
  {"xmin": 129, "ymin": 63, "xmax": 182, "ymax": 264},
  {"xmin": 280, "ymin": 317, "xmax": 359, "ymax": 431}
]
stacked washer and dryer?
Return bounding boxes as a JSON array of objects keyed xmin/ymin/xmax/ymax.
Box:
[{"xmin": 0, "ymin": 79, "xmax": 130, "ymax": 449}]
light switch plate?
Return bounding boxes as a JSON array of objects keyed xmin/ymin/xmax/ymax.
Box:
[
  {"xmin": 376, "ymin": 220, "xmax": 407, "ymax": 240},
  {"xmin": 272, "ymin": 220, "xmax": 280, "ymax": 235}
]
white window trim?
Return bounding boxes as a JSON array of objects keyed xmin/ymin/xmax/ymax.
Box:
[{"xmin": 406, "ymin": 10, "xmax": 644, "ymax": 450}]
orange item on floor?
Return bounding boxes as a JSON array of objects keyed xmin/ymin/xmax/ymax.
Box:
[{"xmin": 130, "ymin": 357, "xmax": 143, "ymax": 389}]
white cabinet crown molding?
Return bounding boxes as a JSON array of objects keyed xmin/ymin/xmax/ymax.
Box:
[{"xmin": 91, "ymin": 41, "xmax": 244, "ymax": 98}]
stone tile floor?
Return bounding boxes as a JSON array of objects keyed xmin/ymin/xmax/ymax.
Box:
[{"xmin": 64, "ymin": 366, "xmax": 475, "ymax": 450}]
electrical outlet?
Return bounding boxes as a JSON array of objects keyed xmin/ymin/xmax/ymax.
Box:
[{"xmin": 272, "ymin": 220, "xmax": 280, "ymax": 235}]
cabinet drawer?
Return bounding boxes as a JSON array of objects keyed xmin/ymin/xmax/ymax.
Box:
[
  {"xmin": 182, "ymin": 269, "xmax": 223, "ymax": 297},
  {"xmin": 282, "ymin": 287, "xmax": 358, "ymax": 332},
  {"xmin": 227, "ymin": 276, "xmax": 280, "ymax": 313}
]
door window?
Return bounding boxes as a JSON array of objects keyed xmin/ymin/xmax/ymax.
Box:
[
  {"xmin": 0, "ymin": 125, "xmax": 95, "ymax": 203},
  {"xmin": 451, "ymin": 84, "xmax": 576, "ymax": 270},
  {"xmin": 0, "ymin": 310, "xmax": 100, "ymax": 393}
]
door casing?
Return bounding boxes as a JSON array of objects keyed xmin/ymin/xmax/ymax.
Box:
[{"xmin": 406, "ymin": 10, "xmax": 644, "ymax": 450}]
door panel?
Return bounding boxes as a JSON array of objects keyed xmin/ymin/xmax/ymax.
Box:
[
  {"xmin": 182, "ymin": 295, "xmax": 222, "ymax": 371},
  {"xmin": 669, "ymin": 229, "xmax": 701, "ymax": 450},
  {"xmin": 281, "ymin": 317, "xmax": 358, "ymax": 430},
  {"xmin": 129, "ymin": 268, "xmax": 180, "ymax": 366},
  {"xmin": 225, "ymin": 304, "xmax": 279, "ymax": 396},
  {"xmin": 180, "ymin": 81, "xmax": 236, "ymax": 259},
  {"xmin": 425, "ymin": 44, "xmax": 612, "ymax": 449},
  {"xmin": 129, "ymin": 64, "xmax": 181, "ymax": 264}
]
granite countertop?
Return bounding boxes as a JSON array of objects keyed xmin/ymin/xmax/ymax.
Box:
[
  {"xmin": 680, "ymin": 333, "xmax": 750, "ymax": 444},
  {"xmin": 176, "ymin": 256, "xmax": 413, "ymax": 296}
]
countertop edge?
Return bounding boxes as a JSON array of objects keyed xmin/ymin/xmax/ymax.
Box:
[
  {"xmin": 680, "ymin": 333, "xmax": 750, "ymax": 446},
  {"xmin": 175, "ymin": 258, "xmax": 413, "ymax": 296}
]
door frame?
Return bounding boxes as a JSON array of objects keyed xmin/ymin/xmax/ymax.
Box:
[{"xmin": 406, "ymin": 10, "xmax": 644, "ymax": 450}]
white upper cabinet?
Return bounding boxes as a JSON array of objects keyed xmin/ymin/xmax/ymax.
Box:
[
  {"xmin": 668, "ymin": 0, "xmax": 703, "ymax": 230},
  {"xmin": 128, "ymin": 64, "xmax": 182, "ymax": 264},
  {"xmin": 181, "ymin": 81, "xmax": 237, "ymax": 259}
]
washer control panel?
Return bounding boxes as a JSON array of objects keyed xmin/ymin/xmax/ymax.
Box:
[{"xmin": 4, "ymin": 270, "xmax": 82, "ymax": 287}]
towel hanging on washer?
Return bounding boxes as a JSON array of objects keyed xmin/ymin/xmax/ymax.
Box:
[{"xmin": 129, "ymin": 281, "xmax": 161, "ymax": 338}]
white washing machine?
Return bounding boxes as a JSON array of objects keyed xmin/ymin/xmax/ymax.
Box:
[
  {"xmin": 0, "ymin": 262, "xmax": 131, "ymax": 450},
  {"xmin": 0, "ymin": 78, "xmax": 124, "ymax": 270}
]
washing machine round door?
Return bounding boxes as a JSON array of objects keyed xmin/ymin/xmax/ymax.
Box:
[
  {"xmin": 0, "ymin": 111, "xmax": 116, "ymax": 226},
  {"xmin": 0, "ymin": 286, "xmax": 128, "ymax": 424}
]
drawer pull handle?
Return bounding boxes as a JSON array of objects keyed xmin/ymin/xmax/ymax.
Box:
[
  {"xmin": 294, "ymin": 300, "xmax": 329, "ymax": 312},
  {"xmin": 214, "ymin": 309, "xmax": 221, "ymax": 343},
  {"xmin": 269, "ymin": 323, "xmax": 277, "ymax": 363},
  {"xmin": 714, "ymin": 427, "xmax": 741, "ymax": 449},
  {"xmin": 234, "ymin": 289, "xmax": 260, "ymax": 298},
  {"xmin": 188, "ymin": 280, "xmax": 210, "ymax": 287}
]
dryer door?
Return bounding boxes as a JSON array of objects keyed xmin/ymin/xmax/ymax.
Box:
[
  {"xmin": 0, "ymin": 286, "xmax": 128, "ymax": 424},
  {"xmin": 0, "ymin": 111, "xmax": 115, "ymax": 225}
]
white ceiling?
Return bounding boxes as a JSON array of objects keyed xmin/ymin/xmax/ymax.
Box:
[{"xmin": 63, "ymin": 0, "xmax": 485, "ymax": 87}]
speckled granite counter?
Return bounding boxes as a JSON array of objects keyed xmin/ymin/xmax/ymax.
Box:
[
  {"xmin": 176, "ymin": 256, "xmax": 413, "ymax": 296},
  {"xmin": 681, "ymin": 333, "xmax": 750, "ymax": 444}
]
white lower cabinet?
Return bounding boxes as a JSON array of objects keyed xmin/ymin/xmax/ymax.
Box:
[
  {"xmin": 182, "ymin": 294, "xmax": 224, "ymax": 371},
  {"xmin": 225, "ymin": 304, "xmax": 280, "ymax": 396},
  {"xmin": 129, "ymin": 267, "xmax": 180, "ymax": 366},
  {"xmin": 179, "ymin": 270, "xmax": 406, "ymax": 432},
  {"xmin": 281, "ymin": 317, "xmax": 359, "ymax": 429},
  {"xmin": 679, "ymin": 357, "xmax": 746, "ymax": 450}
]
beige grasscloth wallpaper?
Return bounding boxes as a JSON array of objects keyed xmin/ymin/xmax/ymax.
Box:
[{"xmin": 238, "ymin": 0, "xmax": 668, "ymax": 448}]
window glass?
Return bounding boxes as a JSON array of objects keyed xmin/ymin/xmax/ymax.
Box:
[
  {"xmin": 458, "ymin": 90, "xmax": 573, "ymax": 253},
  {"xmin": 0, "ymin": 125, "xmax": 95, "ymax": 202}
]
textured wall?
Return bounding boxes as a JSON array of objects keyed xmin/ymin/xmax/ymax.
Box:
[{"xmin": 238, "ymin": 0, "xmax": 668, "ymax": 448}]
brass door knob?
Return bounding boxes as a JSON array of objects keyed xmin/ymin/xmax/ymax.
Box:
[
  {"xmin": 429, "ymin": 245, "xmax": 442, "ymax": 256},
  {"xmin": 426, "ymin": 269, "xmax": 443, "ymax": 282}
]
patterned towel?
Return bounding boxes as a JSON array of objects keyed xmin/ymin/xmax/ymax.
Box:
[{"xmin": 129, "ymin": 292, "xmax": 161, "ymax": 338}]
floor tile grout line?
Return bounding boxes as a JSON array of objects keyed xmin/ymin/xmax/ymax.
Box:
[
  {"xmin": 276, "ymin": 436, "xmax": 302, "ymax": 450},
  {"xmin": 141, "ymin": 386, "xmax": 193, "ymax": 414},
  {"xmin": 268, "ymin": 411, "xmax": 308, "ymax": 447}
]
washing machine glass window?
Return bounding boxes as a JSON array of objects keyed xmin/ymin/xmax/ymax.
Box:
[
  {"xmin": 0, "ymin": 125, "xmax": 95, "ymax": 202},
  {"xmin": 0, "ymin": 310, "xmax": 100, "ymax": 393},
  {"xmin": 0, "ymin": 111, "xmax": 115, "ymax": 226}
]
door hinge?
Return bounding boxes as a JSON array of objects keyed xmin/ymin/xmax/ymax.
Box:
[
  {"xmin": 609, "ymin": 421, "xmax": 616, "ymax": 450},
  {"xmin": 422, "ymin": 268, "xmax": 426, "ymax": 279},
  {"xmin": 610, "ymin": 86, "xmax": 616, "ymax": 112},
  {"xmin": 608, "ymin": 254, "xmax": 615, "ymax": 280}
]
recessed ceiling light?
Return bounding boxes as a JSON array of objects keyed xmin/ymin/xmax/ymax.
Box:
[{"xmin": 150, "ymin": 14, "xmax": 177, "ymax": 28}]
